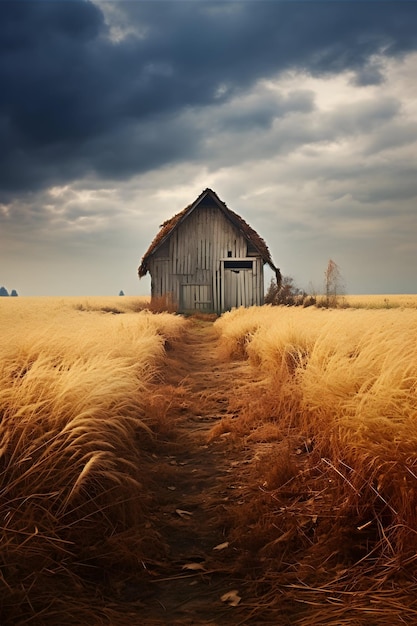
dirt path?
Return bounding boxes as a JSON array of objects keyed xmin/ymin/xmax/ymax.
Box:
[
  {"xmin": 135, "ymin": 320, "xmax": 260, "ymax": 625},
  {"xmin": 107, "ymin": 318, "xmax": 417, "ymax": 626}
]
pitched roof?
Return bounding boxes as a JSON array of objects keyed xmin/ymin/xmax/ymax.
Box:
[{"xmin": 138, "ymin": 188, "xmax": 280, "ymax": 279}]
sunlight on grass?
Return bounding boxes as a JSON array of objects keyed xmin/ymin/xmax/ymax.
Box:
[
  {"xmin": 345, "ymin": 294, "xmax": 417, "ymax": 308},
  {"xmin": 0, "ymin": 296, "xmax": 186, "ymax": 623},
  {"xmin": 214, "ymin": 304, "xmax": 417, "ymax": 620}
]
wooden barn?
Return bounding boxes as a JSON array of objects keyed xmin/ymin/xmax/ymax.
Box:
[{"xmin": 138, "ymin": 188, "xmax": 280, "ymax": 314}]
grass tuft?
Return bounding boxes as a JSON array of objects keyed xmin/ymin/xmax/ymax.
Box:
[
  {"xmin": 0, "ymin": 296, "xmax": 187, "ymax": 623},
  {"xmin": 213, "ymin": 304, "xmax": 417, "ymax": 621}
]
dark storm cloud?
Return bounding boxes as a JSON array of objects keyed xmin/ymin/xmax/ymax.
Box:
[
  {"xmin": 1, "ymin": 0, "xmax": 417, "ymax": 198},
  {"xmin": 215, "ymin": 89, "xmax": 316, "ymax": 132}
]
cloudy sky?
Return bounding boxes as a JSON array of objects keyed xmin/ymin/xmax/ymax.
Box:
[{"xmin": 1, "ymin": 0, "xmax": 417, "ymax": 297}]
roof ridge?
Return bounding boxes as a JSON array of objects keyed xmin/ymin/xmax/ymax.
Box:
[{"xmin": 138, "ymin": 190, "xmax": 279, "ymax": 279}]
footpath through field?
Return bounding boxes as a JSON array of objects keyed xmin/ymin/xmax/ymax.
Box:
[
  {"xmin": 135, "ymin": 319, "xmax": 265, "ymax": 625},
  {"xmin": 117, "ymin": 314, "xmax": 417, "ymax": 626}
]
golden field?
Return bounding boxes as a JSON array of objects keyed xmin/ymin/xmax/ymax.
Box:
[
  {"xmin": 2, "ymin": 294, "xmax": 417, "ymax": 624},
  {"xmin": 213, "ymin": 304, "xmax": 417, "ymax": 623},
  {"xmin": 344, "ymin": 294, "xmax": 417, "ymax": 308},
  {"xmin": 0, "ymin": 296, "xmax": 187, "ymax": 624}
]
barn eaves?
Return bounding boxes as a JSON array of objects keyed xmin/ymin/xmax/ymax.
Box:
[{"xmin": 138, "ymin": 188, "xmax": 280, "ymax": 282}]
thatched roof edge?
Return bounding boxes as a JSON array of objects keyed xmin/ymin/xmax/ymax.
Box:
[{"xmin": 138, "ymin": 188, "xmax": 279, "ymax": 281}]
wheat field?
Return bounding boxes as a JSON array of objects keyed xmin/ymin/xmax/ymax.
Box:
[
  {"xmin": 213, "ymin": 304, "xmax": 417, "ymax": 622},
  {"xmin": 2, "ymin": 296, "xmax": 417, "ymax": 623},
  {"xmin": 344, "ymin": 294, "xmax": 417, "ymax": 308},
  {"xmin": 0, "ymin": 296, "xmax": 186, "ymax": 623}
]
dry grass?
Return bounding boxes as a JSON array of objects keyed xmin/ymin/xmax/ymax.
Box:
[
  {"xmin": 148, "ymin": 293, "xmax": 178, "ymax": 313},
  {"xmin": 4, "ymin": 295, "xmax": 417, "ymax": 623},
  {"xmin": 0, "ymin": 297, "xmax": 187, "ymax": 624},
  {"xmin": 213, "ymin": 305, "xmax": 417, "ymax": 622},
  {"xmin": 345, "ymin": 294, "xmax": 417, "ymax": 309},
  {"xmin": 33, "ymin": 294, "xmax": 151, "ymax": 314}
]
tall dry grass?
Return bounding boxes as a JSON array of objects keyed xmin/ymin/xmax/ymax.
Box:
[
  {"xmin": 345, "ymin": 294, "xmax": 417, "ymax": 309},
  {"xmin": 0, "ymin": 297, "xmax": 186, "ymax": 623},
  {"xmin": 213, "ymin": 305, "xmax": 417, "ymax": 621}
]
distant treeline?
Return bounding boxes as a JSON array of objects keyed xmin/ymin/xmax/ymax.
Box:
[{"xmin": 0, "ymin": 287, "xmax": 18, "ymax": 297}]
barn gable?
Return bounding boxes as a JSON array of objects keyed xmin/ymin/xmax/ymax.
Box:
[{"xmin": 138, "ymin": 188, "xmax": 280, "ymax": 313}]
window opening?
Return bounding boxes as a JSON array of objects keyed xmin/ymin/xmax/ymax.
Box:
[{"xmin": 224, "ymin": 260, "xmax": 253, "ymax": 269}]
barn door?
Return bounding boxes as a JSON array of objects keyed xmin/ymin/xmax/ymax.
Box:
[
  {"xmin": 180, "ymin": 284, "xmax": 212, "ymax": 313},
  {"xmin": 221, "ymin": 259, "xmax": 254, "ymax": 311}
]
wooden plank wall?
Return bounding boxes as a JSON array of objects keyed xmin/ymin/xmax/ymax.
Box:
[{"xmin": 149, "ymin": 206, "xmax": 264, "ymax": 313}]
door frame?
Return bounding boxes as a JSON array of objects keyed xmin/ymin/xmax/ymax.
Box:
[{"xmin": 220, "ymin": 258, "xmax": 255, "ymax": 311}]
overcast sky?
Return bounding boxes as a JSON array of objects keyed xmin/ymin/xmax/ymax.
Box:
[{"xmin": 1, "ymin": 0, "xmax": 417, "ymax": 297}]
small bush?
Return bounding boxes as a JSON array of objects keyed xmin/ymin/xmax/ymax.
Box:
[{"xmin": 265, "ymin": 276, "xmax": 306, "ymax": 307}]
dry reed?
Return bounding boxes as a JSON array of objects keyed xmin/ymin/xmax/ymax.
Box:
[
  {"xmin": 0, "ymin": 297, "xmax": 187, "ymax": 623},
  {"xmin": 214, "ymin": 305, "xmax": 417, "ymax": 623},
  {"xmin": 345, "ymin": 294, "xmax": 417, "ymax": 309}
]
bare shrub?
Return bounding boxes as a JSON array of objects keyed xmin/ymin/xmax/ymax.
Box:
[
  {"xmin": 324, "ymin": 258, "xmax": 345, "ymax": 308},
  {"xmin": 265, "ymin": 275, "xmax": 306, "ymax": 306},
  {"xmin": 149, "ymin": 293, "xmax": 178, "ymax": 313}
]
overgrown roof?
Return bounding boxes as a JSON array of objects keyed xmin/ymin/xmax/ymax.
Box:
[{"xmin": 138, "ymin": 188, "xmax": 280, "ymax": 280}]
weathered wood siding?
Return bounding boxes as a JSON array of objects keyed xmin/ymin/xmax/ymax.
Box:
[
  {"xmin": 221, "ymin": 258, "xmax": 264, "ymax": 310},
  {"xmin": 148, "ymin": 205, "xmax": 264, "ymax": 313}
]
